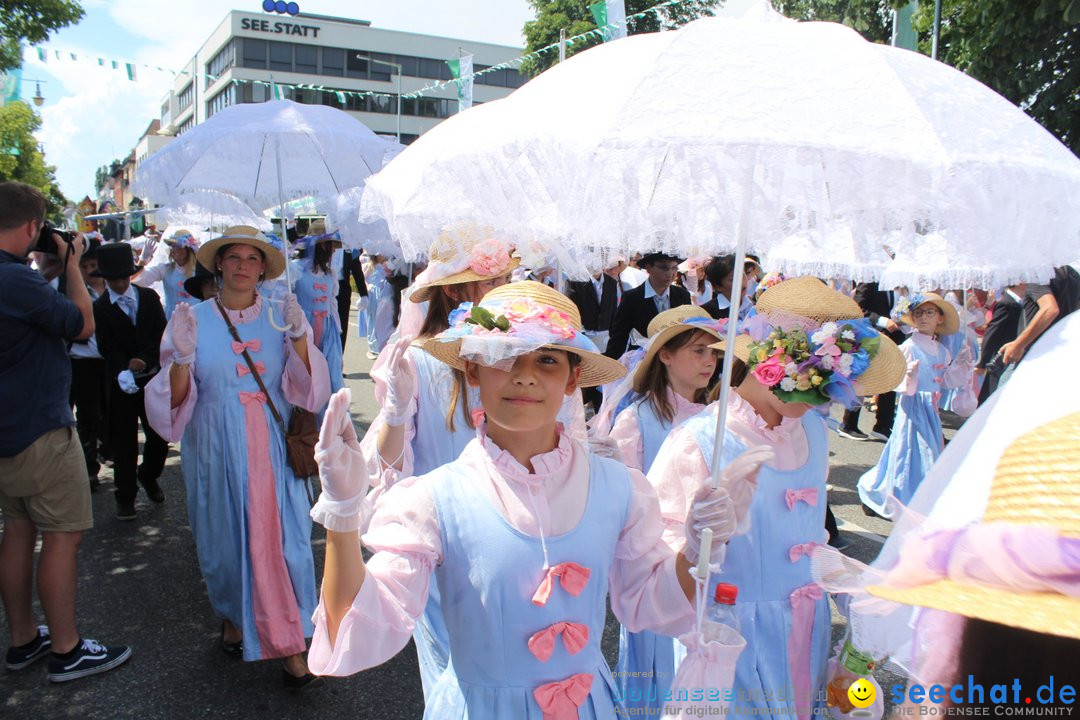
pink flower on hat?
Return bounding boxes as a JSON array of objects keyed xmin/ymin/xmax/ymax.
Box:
[
  {"xmin": 752, "ymin": 351, "xmax": 788, "ymax": 387},
  {"xmin": 468, "ymin": 238, "xmax": 511, "ymax": 277}
]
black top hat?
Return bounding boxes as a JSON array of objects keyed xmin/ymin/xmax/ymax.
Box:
[
  {"xmin": 90, "ymin": 242, "xmax": 138, "ymax": 279},
  {"xmin": 183, "ymin": 262, "xmax": 216, "ymax": 300},
  {"xmin": 639, "ymin": 251, "xmax": 686, "ymax": 267}
]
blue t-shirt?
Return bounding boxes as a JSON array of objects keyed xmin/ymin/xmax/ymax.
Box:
[{"xmin": 0, "ymin": 250, "xmax": 85, "ymax": 457}]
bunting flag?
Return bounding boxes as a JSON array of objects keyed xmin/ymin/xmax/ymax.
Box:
[
  {"xmin": 590, "ymin": 0, "xmax": 628, "ymax": 41},
  {"xmin": 0, "ymin": 67, "xmax": 22, "ymax": 107},
  {"xmin": 446, "ymin": 53, "xmax": 474, "ymax": 112},
  {"xmin": 126, "ymin": 63, "xmax": 136, "ymax": 81}
]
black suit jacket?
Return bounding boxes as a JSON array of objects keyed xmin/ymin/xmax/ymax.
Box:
[
  {"xmin": 93, "ymin": 285, "xmax": 167, "ymax": 388},
  {"xmin": 978, "ymin": 292, "xmax": 1024, "ymax": 369},
  {"xmin": 852, "ymin": 282, "xmax": 906, "ymax": 345},
  {"xmin": 604, "ymin": 282, "xmax": 691, "ymax": 358},
  {"xmin": 567, "ymin": 275, "xmax": 619, "ymax": 332}
]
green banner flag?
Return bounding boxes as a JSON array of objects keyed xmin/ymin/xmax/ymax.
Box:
[
  {"xmin": 446, "ymin": 53, "xmax": 474, "ymax": 112},
  {"xmin": 126, "ymin": 63, "xmax": 137, "ymax": 81},
  {"xmin": 590, "ymin": 0, "xmax": 627, "ymax": 41},
  {"xmin": 1, "ymin": 68, "xmax": 22, "ymax": 107},
  {"xmin": 892, "ymin": 1, "xmax": 919, "ymax": 51}
]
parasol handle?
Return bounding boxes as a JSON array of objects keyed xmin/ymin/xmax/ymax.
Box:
[
  {"xmin": 274, "ymin": 135, "xmax": 296, "ymax": 333},
  {"xmin": 266, "ymin": 301, "xmax": 291, "ymax": 332},
  {"xmin": 695, "ymin": 528, "xmax": 714, "ymax": 581}
]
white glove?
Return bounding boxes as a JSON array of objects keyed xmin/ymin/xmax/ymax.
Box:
[
  {"xmin": 283, "ymin": 293, "xmax": 306, "ymax": 338},
  {"xmin": 683, "ymin": 445, "xmax": 774, "ymax": 564},
  {"xmin": 311, "ymin": 389, "xmax": 370, "ymax": 532},
  {"xmin": 357, "ymin": 295, "xmax": 369, "ymax": 313},
  {"xmin": 117, "ymin": 370, "xmax": 140, "ymax": 395},
  {"xmin": 139, "ymin": 238, "xmax": 159, "ymax": 265},
  {"xmin": 380, "ymin": 337, "xmax": 416, "ymax": 426},
  {"xmin": 171, "ymin": 302, "xmax": 198, "ymax": 364},
  {"xmin": 587, "ymin": 434, "xmax": 622, "ymax": 461}
]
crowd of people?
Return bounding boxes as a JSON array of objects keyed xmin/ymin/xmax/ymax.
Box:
[{"xmin": 2, "ymin": 179, "xmax": 1077, "ymax": 717}]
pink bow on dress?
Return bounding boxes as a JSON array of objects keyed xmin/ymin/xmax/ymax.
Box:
[
  {"xmin": 527, "ymin": 621, "xmax": 589, "ymax": 662},
  {"xmin": 231, "ymin": 339, "xmax": 262, "ymax": 355},
  {"xmin": 788, "ymin": 542, "xmax": 819, "ymax": 563},
  {"xmin": 236, "ymin": 361, "xmax": 266, "ymax": 378},
  {"xmin": 312, "ymin": 282, "xmax": 328, "ymax": 292},
  {"xmin": 533, "ymin": 673, "xmax": 593, "ymax": 720},
  {"xmin": 785, "ymin": 488, "xmax": 818, "ymax": 511},
  {"xmin": 238, "ymin": 390, "xmax": 266, "ymax": 405},
  {"xmin": 532, "ymin": 562, "xmax": 591, "ymax": 606}
]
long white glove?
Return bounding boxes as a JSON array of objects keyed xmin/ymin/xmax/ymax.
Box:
[
  {"xmin": 380, "ymin": 337, "xmax": 416, "ymax": 426},
  {"xmin": 139, "ymin": 237, "xmax": 159, "ymax": 265},
  {"xmin": 171, "ymin": 303, "xmax": 198, "ymax": 365},
  {"xmin": 683, "ymin": 445, "xmax": 774, "ymax": 565},
  {"xmin": 283, "ymin": 293, "xmax": 307, "ymax": 339},
  {"xmin": 311, "ymin": 388, "xmax": 370, "ymax": 532}
]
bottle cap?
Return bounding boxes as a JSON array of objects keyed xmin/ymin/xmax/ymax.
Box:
[{"xmin": 714, "ymin": 583, "xmax": 738, "ymax": 605}]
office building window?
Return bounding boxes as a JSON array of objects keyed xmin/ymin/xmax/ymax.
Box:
[
  {"xmin": 178, "ymin": 116, "xmax": 194, "ymax": 135},
  {"xmin": 269, "ymin": 42, "xmax": 293, "ymax": 72},
  {"xmin": 206, "ymin": 39, "xmax": 236, "ymax": 87},
  {"xmin": 160, "ymin": 101, "xmax": 170, "ymax": 125},
  {"xmin": 242, "ymin": 38, "xmax": 268, "ymax": 69},
  {"xmin": 206, "ymin": 86, "xmax": 235, "ymax": 118},
  {"xmin": 346, "ymin": 51, "xmax": 369, "ymax": 79},
  {"xmin": 178, "ymin": 83, "xmax": 194, "ymax": 112},
  {"xmin": 322, "ymin": 47, "xmax": 344, "ymax": 76},
  {"xmin": 296, "ymin": 45, "xmax": 317, "ymax": 73}
]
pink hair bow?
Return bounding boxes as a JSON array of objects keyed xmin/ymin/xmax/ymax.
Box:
[
  {"xmin": 231, "ymin": 339, "xmax": 262, "ymax": 355},
  {"xmin": 785, "ymin": 488, "xmax": 818, "ymax": 511},
  {"xmin": 789, "ymin": 542, "xmax": 819, "ymax": 563},
  {"xmin": 528, "ymin": 621, "xmax": 589, "ymax": 662},
  {"xmin": 238, "ymin": 391, "xmax": 266, "ymax": 405},
  {"xmin": 533, "ymin": 673, "xmax": 593, "ymax": 720},
  {"xmin": 235, "ymin": 361, "xmax": 266, "ymax": 378},
  {"xmin": 532, "ymin": 562, "xmax": 591, "ymax": 606}
]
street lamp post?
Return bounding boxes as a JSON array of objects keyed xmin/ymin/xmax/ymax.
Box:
[{"xmin": 354, "ymin": 54, "xmax": 403, "ymax": 143}]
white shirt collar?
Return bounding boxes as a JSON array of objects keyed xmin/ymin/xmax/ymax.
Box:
[
  {"xmin": 643, "ymin": 282, "xmax": 669, "ymax": 301},
  {"xmin": 1005, "ymin": 288, "xmax": 1023, "ymax": 304},
  {"xmin": 108, "ymin": 285, "xmax": 137, "ymax": 304}
]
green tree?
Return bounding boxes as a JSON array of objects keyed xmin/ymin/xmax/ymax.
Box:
[
  {"xmin": 521, "ymin": 0, "xmax": 724, "ymax": 76},
  {"xmin": 0, "ymin": 101, "xmax": 68, "ymax": 215},
  {"xmin": 0, "ymin": 0, "xmax": 84, "ymax": 71},
  {"xmin": 774, "ymin": 0, "xmax": 894, "ymax": 43}
]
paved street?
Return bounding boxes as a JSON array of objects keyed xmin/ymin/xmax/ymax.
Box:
[{"xmin": 2, "ymin": 304, "xmax": 958, "ymax": 718}]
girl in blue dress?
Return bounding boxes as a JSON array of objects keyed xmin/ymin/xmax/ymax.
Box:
[
  {"xmin": 309, "ymin": 281, "xmax": 767, "ymax": 719},
  {"xmin": 859, "ymin": 292, "xmax": 969, "ymax": 518},
  {"xmin": 291, "ymin": 227, "xmax": 344, "ymax": 403},
  {"xmin": 649, "ymin": 277, "xmax": 905, "ymax": 720},
  {"xmin": 134, "ymin": 229, "xmax": 200, "ymax": 319},
  {"xmin": 146, "ymin": 226, "xmax": 330, "ymax": 689}
]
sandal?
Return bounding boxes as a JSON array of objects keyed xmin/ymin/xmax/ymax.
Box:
[{"xmin": 219, "ymin": 622, "xmax": 242, "ymax": 657}]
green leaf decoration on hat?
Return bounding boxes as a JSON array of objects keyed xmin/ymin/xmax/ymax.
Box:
[{"xmin": 465, "ymin": 306, "xmax": 511, "ymax": 332}]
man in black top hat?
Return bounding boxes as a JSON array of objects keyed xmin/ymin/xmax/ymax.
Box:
[
  {"xmin": 604, "ymin": 251, "xmax": 691, "ymax": 359},
  {"xmin": 91, "ymin": 243, "xmax": 169, "ymax": 520}
]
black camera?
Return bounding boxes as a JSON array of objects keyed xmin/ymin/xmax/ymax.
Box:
[{"xmin": 34, "ymin": 221, "xmax": 75, "ymax": 256}]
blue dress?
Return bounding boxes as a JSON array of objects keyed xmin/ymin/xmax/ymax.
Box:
[
  {"xmin": 677, "ymin": 407, "xmax": 831, "ymax": 719},
  {"xmin": 424, "ymin": 451, "xmax": 631, "ymax": 719},
  {"xmin": 293, "ymin": 266, "xmax": 343, "ymax": 402},
  {"xmin": 859, "ymin": 334, "xmax": 949, "ymax": 518},
  {"xmin": 180, "ymin": 301, "xmax": 318, "ymax": 661},
  {"xmin": 938, "ymin": 330, "xmax": 975, "ymax": 412},
  {"xmin": 365, "ymin": 265, "xmax": 393, "ymax": 354}
]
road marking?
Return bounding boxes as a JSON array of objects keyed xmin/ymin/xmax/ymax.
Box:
[{"xmin": 836, "ymin": 518, "xmax": 888, "ymax": 545}]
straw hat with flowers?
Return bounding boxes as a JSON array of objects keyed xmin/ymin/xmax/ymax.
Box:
[
  {"xmin": 713, "ymin": 276, "xmax": 906, "ymax": 403},
  {"xmin": 196, "ymin": 225, "xmax": 286, "ymax": 280},
  {"xmin": 898, "ymin": 292, "xmax": 960, "ymax": 336},
  {"xmin": 631, "ymin": 306, "xmax": 727, "ymax": 393},
  {"xmin": 867, "ymin": 411, "xmax": 1080, "ymax": 640},
  {"xmin": 422, "ymin": 281, "xmax": 626, "ymax": 387},
  {"xmin": 409, "ymin": 231, "xmax": 521, "ymax": 303},
  {"xmin": 164, "ymin": 228, "xmax": 199, "ymax": 251}
]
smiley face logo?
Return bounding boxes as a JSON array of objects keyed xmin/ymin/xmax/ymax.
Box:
[{"xmin": 847, "ymin": 678, "xmax": 876, "ymax": 709}]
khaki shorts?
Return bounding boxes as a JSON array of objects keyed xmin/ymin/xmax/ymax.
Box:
[{"xmin": 0, "ymin": 426, "xmax": 93, "ymax": 532}]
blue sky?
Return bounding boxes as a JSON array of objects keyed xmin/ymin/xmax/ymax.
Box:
[{"xmin": 22, "ymin": 0, "xmax": 535, "ymax": 203}]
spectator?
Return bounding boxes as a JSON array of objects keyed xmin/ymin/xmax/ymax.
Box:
[
  {"xmin": 567, "ymin": 260, "xmax": 623, "ymax": 409},
  {"xmin": 604, "ymin": 252, "xmax": 691, "ymax": 359},
  {"xmin": 68, "ymin": 237, "xmax": 108, "ymax": 490},
  {"xmin": 976, "ymin": 284, "xmax": 1025, "ymax": 405},
  {"xmin": 700, "ymin": 254, "xmax": 757, "ymax": 321},
  {"xmin": 0, "ymin": 181, "xmax": 131, "ymax": 682},
  {"xmin": 1000, "ymin": 266, "xmax": 1080, "ymax": 365}
]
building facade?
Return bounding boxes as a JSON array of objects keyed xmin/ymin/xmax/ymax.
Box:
[{"xmin": 159, "ymin": 9, "xmax": 526, "ymax": 145}]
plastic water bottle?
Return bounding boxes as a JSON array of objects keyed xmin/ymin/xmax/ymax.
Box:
[{"xmin": 701, "ymin": 583, "xmax": 741, "ymax": 643}]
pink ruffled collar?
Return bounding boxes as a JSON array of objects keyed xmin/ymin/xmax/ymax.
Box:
[
  {"xmin": 478, "ymin": 423, "xmax": 573, "ymax": 484},
  {"xmin": 669, "ymin": 389, "xmax": 705, "ymax": 419},
  {"xmin": 215, "ymin": 294, "xmax": 263, "ymax": 326},
  {"xmin": 910, "ymin": 331, "xmax": 942, "ymax": 353},
  {"xmin": 728, "ymin": 390, "xmax": 803, "ymax": 443}
]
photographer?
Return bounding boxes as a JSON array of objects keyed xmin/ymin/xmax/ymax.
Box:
[{"xmin": 0, "ymin": 181, "xmax": 131, "ymax": 682}]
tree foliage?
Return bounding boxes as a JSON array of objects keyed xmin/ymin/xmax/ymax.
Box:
[
  {"xmin": 774, "ymin": 0, "xmax": 894, "ymax": 43},
  {"xmin": 521, "ymin": 0, "xmax": 724, "ymax": 76},
  {"xmin": 0, "ymin": 101, "xmax": 68, "ymax": 215},
  {"xmin": 0, "ymin": 1, "xmax": 85, "ymax": 72}
]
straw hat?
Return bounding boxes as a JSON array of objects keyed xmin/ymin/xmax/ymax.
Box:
[
  {"xmin": 632, "ymin": 306, "xmax": 726, "ymax": 393},
  {"xmin": 712, "ymin": 276, "xmax": 906, "ymax": 397},
  {"xmin": 868, "ymin": 411, "xmax": 1080, "ymax": 640},
  {"xmin": 409, "ymin": 233, "xmax": 522, "ymax": 303},
  {"xmin": 196, "ymin": 225, "xmax": 286, "ymax": 280},
  {"xmin": 421, "ymin": 281, "xmax": 626, "ymax": 388},
  {"xmin": 164, "ymin": 229, "xmax": 199, "ymax": 250},
  {"xmin": 899, "ymin": 292, "xmax": 960, "ymax": 336}
]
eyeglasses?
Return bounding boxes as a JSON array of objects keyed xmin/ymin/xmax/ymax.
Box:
[
  {"xmin": 913, "ymin": 307, "xmax": 941, "ymax": 318},
  {"xmin": 652, "ymin": 264, "xmax": 679, "ymax": 273}
]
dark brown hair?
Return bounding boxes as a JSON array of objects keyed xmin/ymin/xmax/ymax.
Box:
[
  {"xmin": 707, "ymin": 357, "xmax": 748, "ymax": 403},
  {"xmin": 640, "ymin": 329, "xmax": 715, "ymax": 423},
  {"xmin": 311, "ymin": 241, "xmax": 334, "ymax": 275},
  {"xmin": 214, "ymin": 243, "xmax": 267, "ymax": 278},
  {"xmin": 0, "ymin": 181, "xmax": 47, "ymax": 229}
]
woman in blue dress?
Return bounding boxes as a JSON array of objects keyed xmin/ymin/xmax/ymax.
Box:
[
  {"xmin": 859, "ymin": 292, "xmax": 969, "ymax": 519},
  {"xmin": 291, "ymin": 225, "xmax": 344, "ymax": 403},
  {"xmin": 134, "ymin": 229, "xmax": 199, "ymax": 319},
  {"xmin": 649, "ymin": 277, "xmax": 906, "ymax": 720},
  {"xmin": 146, "ymin": 226, "xmax": 330, "ymax": 689},
  {"xmin": 308, "ymin": 281, "xmax": 767, "ymax": 719}
]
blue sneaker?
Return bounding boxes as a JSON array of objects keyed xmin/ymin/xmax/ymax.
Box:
[
  {"xmin": 47, "ymin": 638, "xmax": 132, "ymax": 682},
  {"xmin": 5, "ymin": 625, "xmax": 51, "ymax": 671}
]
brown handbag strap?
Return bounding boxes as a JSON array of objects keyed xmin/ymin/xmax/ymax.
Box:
[{"xmin": 215, "ymin": 298, "xmax": 286, "ymax": 431}]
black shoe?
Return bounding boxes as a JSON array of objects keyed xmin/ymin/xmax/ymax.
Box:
[
  {"xmin": 282, "ymin": 668, "xmax": 324, "ymax": 692},
  {"xmin": 862, "ymin": 503, "xmax": 882, "ymax": 518},
  {"xmin": 141, "ymin": 478, "xmax": 165, "ymax": 504},
  {"xmin": 5, "ymin": 625, "xmax": 51, "ymax": 671},
  {"xmin": 220, "ymin": 623, "xmax": 243, "ymax": 657},
  {"xmin": 828, "ymin": 534, "xmax": 854, "ymax": 552},
  {"xmin": 115, "ymin": 502, "xmax": 136, "ymax": 521},
  {"xmin": 837, "ymin": 427, "xmax": 869, "ymax": 441},
  {"xmin": 47, "ymin": 638, "xmax": 132, "ymax": 683}
]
